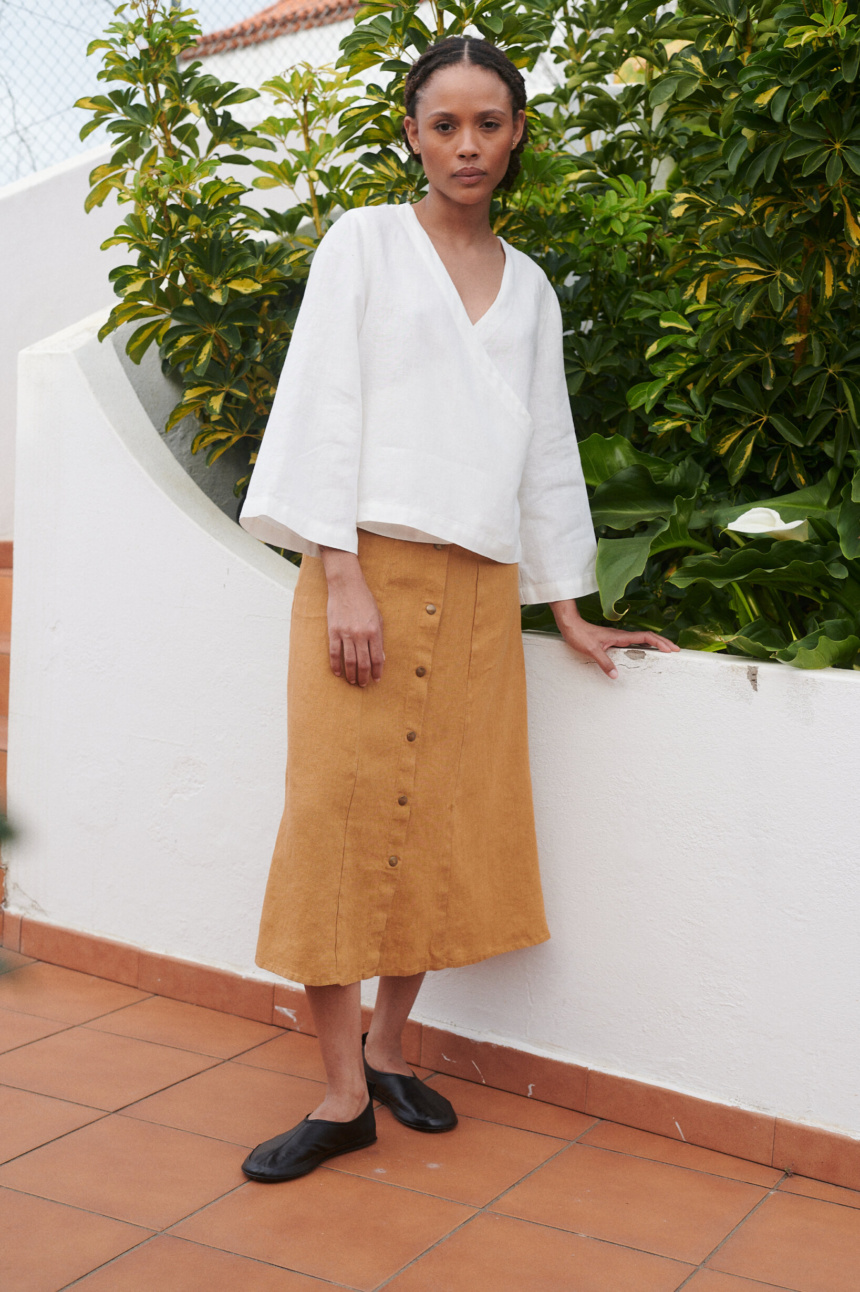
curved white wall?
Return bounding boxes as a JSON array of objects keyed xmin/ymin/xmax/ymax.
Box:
[
  {"xmin": 7, "ymin": 313, "xmax": 860, "ymax": 1143},
  {"xmin": 0, "ymin": 148, "xmax": 124, "ymax": 540}
]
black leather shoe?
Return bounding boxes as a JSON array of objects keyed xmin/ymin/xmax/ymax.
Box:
[
  {"xmin": 241, "ymin": 1098, "xmax": 376, "ymax": 1182},
  {"xmin": 363, "ymin": 1033, "xmax": 457, "ymax": 1132}
]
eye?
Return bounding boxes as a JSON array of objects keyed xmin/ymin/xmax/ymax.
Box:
[
  {"xmin": 434, "ymin": 122, "xmax": 455, "ymax": 133},
  {"xmin": 481, "ymin": 120, "xmax": 501, "ymax": 130}
]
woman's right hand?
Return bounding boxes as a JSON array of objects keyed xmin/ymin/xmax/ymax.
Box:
[{"xmin": 319, "ymin": 547, "xmax": 385, "ymax": 686}]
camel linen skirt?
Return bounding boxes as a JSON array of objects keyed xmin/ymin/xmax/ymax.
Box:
[{"xmin": 255, "ymin": 529, "xmax": 550, "ymax": 986}]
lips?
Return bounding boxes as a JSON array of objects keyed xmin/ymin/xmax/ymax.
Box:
[{"xmin": 454, "ymin": 168, "xmax": 485, "ymax": 177}]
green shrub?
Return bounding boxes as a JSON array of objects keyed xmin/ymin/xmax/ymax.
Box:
[{"xmin": 79, "ymin": 0, "xmax": 860, "ymax": 668}]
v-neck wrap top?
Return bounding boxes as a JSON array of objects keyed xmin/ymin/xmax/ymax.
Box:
[{"xmin": 239, "ymin": 202, "xmax": 597, "ymax": 603}]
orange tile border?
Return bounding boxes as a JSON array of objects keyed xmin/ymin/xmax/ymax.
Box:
[
  {"xmin": 21, "ymin": 919, "xmax": 139, "ymax": 987},
  {"xmin": 585, "ymin": 1069, "xmax": 776, "ymax": 1166},
  {"xmin": 138, "ymin": 951, "xmax": 273, "ymax": 1024},
  {"xmin": 1, "ymin": 911, "xmax": 21, "ymax": 953},
  {"xmin": 773, "ymin": 1118, "xmax": 860, "ymax": 1193},
  {"xmin": 421, "ymin": 1024, "xmax": 589, "ymax": 1110},
  {"xmin": 272, "ymin": 981, "xmax": 316, "ymax": 1033},
  {"xmin": 2, "ymin": 911, "xmax": 859, "ymax": 1196}
]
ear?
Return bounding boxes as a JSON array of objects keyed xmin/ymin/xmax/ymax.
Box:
[
  {"xmin": 511, "ymin": 109, "xmax": 525, "ymax": 150},
  {"xmin": 403, "ymin": 115, "xmax": 420, "ymax": 155}
]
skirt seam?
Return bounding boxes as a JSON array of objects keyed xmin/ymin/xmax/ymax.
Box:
[{"xmin": 333, "ymin": 698, "xmax": 363, "ymax": 981}]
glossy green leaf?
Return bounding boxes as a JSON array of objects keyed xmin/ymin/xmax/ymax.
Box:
[
  {"xmin": 670, "ymin": 541, "xmax": 847, "ymax": 591},
  {"xmin": 775, "ymin": 621, "xmax": 860, "ymax": 669}
]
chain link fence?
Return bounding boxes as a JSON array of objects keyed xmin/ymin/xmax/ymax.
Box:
[{"xmin": 0, "ymin": 1, "xmax": 344, "ymax": 188}]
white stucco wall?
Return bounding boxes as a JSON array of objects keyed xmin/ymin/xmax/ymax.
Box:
[
  {"xmin": 7, "ymin": 313, "xmax": 860, "ymax": 1143},
  {"xmin": 0, "ymin": 148, "xmax": 124, "ymax": 540}
]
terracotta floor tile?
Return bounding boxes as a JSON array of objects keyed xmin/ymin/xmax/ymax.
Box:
[
  {"xmin": 0, "ymin": 1085, "xmax": 104, "ymax": 1163},
  {"xmin": 237, "ymin": 1030, "xmax": 329, "ymax": 1082},
  {"xmin": 172, "ymin": 1170, "xmax": 473, "ymax": 1290},
  {"xmin": 779, "ymin": 1172, "xmax": 860, "ymax": 1210},
  {"xmin": 0, "ymin": 1003, "xmax": 66, "ymax": 1053},
  {"xmin": 0, "ymin": 948, "xmax": 34, "ymax": 976},
  {"xmin": 0, "ymin": 1025, "xmax": 216, "ymax": 1109},
  {"xmin": 684, "ymin": 1272, "xmax": 793, "ymax": 1291},
  {"xmin": 88, "ymin": 994, "xmax": 282, "ymax": 1058},
  {"xmin": 330, "ymin": 1106, "xmax": 564, "ymax": 1207},
  {"xmin": 493, "ymin": 1142, "xmax": 767, "ymax": 1264},
  {"xmin": 0, "ymin": 1114, "xmax": 244, "ymax": 1229},
  {"xmin": 71, "ymin": 1234, "xmax": 334, "ymax": 1290},
  {"xmin": 0, "ymin": 1186, "xmax": 151, "ymax": 1292},
  {"xmin": 581, "ymin": 1120, "xmax": 783, "ymax": 1187},
  {"xmin": 122, "ymin": 1059, "xmax": 325, "ymax": 1148},
  {"xmin": 385, "ymin": 1211, "xmax": 693, "ymax": 1291},
  {"xmin": 424, "ymin": 1072, "xmax": 597, "ymax": 1139},
  {"xmin": 709, "ymin": 1190, "xmax": 860, "ymax": 1291},
  {"xmin": 0, "ymin": 961, "xmax": 147, "ymax": 1023}
]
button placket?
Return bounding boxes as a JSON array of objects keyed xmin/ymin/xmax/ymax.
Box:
[{"xmin": 382, "ymin": 544, "xmax": 449, "ymax": 876}]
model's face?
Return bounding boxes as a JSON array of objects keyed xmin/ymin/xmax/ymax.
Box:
[{"xmin": 403, "ymin": 62, "xmax": 525, "ymax": 205}]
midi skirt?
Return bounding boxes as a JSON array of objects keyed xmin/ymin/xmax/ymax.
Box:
[{"xmin": 255, "ymin": 530, "xmax": 550, "ymax": 986}]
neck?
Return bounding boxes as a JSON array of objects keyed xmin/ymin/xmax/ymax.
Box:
[{"xmin": 413, "ymin": 186, "xmax": 494, "ymax": 246}]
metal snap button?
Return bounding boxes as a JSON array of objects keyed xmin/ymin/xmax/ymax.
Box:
[
  {"xmin": 415, "ymin": 666, "xmax": 426, "ymax": 677},
  {"xmin": 425, "ymin": 604, "xmax": 437, "ymax": 615},
  {"xmin": 388, "ymin": 855, "xmax": 399, "ymax": 867},
  {"xmin": 406, "ymin": 730, "xmax": 417, "ymax": 742},
  {"xmin": 398, "ymin": 795, "xmax": 408, "ymax": 806}
]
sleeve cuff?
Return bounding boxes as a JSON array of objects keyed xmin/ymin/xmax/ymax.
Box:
[
  {"xmin": 518, "ymin": 572, "xmax": 599, "ymax": 605},
  {"xmin": 239, "ymin": 500, "xmax": 359, "ymax": 558}
]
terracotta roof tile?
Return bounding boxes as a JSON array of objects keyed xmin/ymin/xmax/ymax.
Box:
[{"xmin": 184, "ymin": 0, "xmax": 361, "ymax": 59}]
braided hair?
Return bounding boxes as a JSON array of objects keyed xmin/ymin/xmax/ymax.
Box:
[{"xmin": 402, "ymin": 36, "xmax": 528, "ymax": 192}]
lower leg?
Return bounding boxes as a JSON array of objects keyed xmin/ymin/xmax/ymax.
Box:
[
  {"xmin": 364, "ymin": 972, "xmax": 425, "ymax": 1075},
  {"xmin": 304, "ymin": 981, "xmax": 368, "ymax": 1122}
]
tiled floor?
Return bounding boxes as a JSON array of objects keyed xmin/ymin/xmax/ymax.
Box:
[{"xmin": 2, "ymin": 953, "xmax": 859, "ymax": 1292}]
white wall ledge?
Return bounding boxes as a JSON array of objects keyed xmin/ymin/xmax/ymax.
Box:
[{"xmin": 6, "ymin": 311, "xmax": 860, "ymax": 1141}]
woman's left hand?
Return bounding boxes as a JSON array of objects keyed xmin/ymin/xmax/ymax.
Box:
[{"xmin": 549, "ymin": 598, "xmax": 680, "ymax": 680}]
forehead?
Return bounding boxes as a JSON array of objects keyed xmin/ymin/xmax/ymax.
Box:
[{"xmin": 415, "ymin": 61, "xmax": 513, "ymax": 114}]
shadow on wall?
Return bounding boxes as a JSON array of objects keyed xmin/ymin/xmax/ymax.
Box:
[{"xmin": 112, "ymin": 325, "xmax": 249, "ymax": 523}]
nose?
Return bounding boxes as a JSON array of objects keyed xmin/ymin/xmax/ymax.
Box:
[{"xmin": 457, "ymin": 128, "xmax": 479, "ymax": 157}]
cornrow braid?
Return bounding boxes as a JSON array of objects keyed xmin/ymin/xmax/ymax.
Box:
[{"xmin": 402, "ymin": 36, "xmax": 528, "ymax": 192}]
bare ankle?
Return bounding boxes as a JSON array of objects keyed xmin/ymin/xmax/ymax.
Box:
[{"xmin": 364, "ymin": 1037, "xmax": 412, "ymax": 1076}]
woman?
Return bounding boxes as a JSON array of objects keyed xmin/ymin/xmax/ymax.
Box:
[{"xmin": 238, "ymin": 35, "xmax": 678, "ymax": 1183}]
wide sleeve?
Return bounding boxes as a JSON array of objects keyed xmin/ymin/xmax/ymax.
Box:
[
  {"xmin": 238, "ymin": 211, "xmax": 365, "ymax": 556},
  {"xmin": 517, "ymin": 284, "xmax": 598, "ymax": 604}
]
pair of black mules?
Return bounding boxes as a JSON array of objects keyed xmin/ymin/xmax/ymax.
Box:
[{"xmin": 242, "ymin": 1033, "xmax": 457, "ymax": 1183}]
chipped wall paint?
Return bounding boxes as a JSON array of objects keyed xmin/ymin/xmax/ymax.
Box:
[{"xmin": 7, "ymin": 314, "xmax": 860, "ymax": 1141}]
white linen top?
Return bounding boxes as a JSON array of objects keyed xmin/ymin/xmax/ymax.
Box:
[{"xmin": 239, "ymin": 202, "xmax": 598, "ymax": 603}]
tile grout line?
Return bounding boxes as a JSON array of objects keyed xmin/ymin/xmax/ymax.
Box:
[
  {"xmin": 57, "ymin": 1227, "xmax": 359, "ymax": 1291},
  {"xmin": 5, "ymin": 990, "xmax": 860, "ymax": 1285},
  {"xmin": 369, "ymin": 1114, "xmax": 603, "ymax": 1290},
  {"xmin": 672, "ymin": 1173, "xmax": 792, "ymax": 1291}
]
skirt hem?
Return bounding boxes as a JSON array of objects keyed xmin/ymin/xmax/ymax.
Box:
[{"xmin": 255, "ymin": 927, "xmax": 551, "ymax": 988}]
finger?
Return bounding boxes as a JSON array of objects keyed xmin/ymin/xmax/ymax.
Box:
[
  {"xmin": 329, "ymin": 631, "xmax": 343, "ymax": 677},
  {"xmin": 341, "ymin": 636, "xmax": 358, "ymax": 685},
  {"xmin": 355, "ymin": 638, "xmax": 372, "ymax": 688},
  {"xmin": 591, "ymin": 644, "xmax": 618, "ymax": 680},
  {"xmin": 633, "ymin": 631, "xmax": 680, "ymax": 654},
  {"xmin": 369, "ymin": 627, "xmax": 385, "ymax": 682}
]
